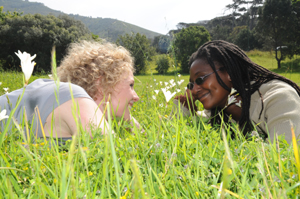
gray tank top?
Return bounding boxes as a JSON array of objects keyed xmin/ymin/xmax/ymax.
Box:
[{"xmin": 0, "ymin": 79, "xmax": 92, "ymax": 140}]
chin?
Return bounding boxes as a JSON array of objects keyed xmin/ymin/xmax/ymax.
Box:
[{"xmin": 202, "ymin": 103, "xmax": 214, "ymax": 110}]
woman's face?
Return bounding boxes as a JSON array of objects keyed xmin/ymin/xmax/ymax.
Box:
[
  {"xmin": 109, "ymin": 71, "xmax": 139, "ymax": 120},
  {"xmin": 189, "ymin": 58, "xmax": 232, "ymax": 110}
]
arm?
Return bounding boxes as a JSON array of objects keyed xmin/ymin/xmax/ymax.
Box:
[
  {"xmin": 44, "ymin": 98, "xmax": 112, "ymax": 138},
  {"xmin": 129, "ymin": 116, "xmax": 144, "ymax": 132},
  {"xmin": 261, "ymin": 83, "xmax": 300, "ymax": 144}
]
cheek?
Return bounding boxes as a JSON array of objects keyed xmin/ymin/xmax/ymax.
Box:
[{"xmin": 111, "ymin": 97, "xmax": 130, "ymax": 117}]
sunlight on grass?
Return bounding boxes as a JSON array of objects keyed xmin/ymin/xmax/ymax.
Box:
[{"xmin": 1, "ymin": 50, "xmax": 300, "ymax": 197}]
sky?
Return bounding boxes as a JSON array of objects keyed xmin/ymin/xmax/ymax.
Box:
[{"xmin": 28, "ymin": 0, "xmax": 233, "ymax": 35}]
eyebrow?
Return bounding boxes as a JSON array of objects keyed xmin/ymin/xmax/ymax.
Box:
[{"xmin": 190, "ymin": 71, "xmax": 203, "ymax": 82}]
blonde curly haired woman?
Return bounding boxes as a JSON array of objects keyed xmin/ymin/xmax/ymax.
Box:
[{"xmin": 0, "ymin": 40, "xmax": 140, "ymax": 142}]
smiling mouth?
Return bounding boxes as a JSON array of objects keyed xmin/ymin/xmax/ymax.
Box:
[{"xmin": 198, "ymin": 92, "xmax": 209, "ymax": 101}]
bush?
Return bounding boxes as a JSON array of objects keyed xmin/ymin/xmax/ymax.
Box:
[{"xmin": 155, "ymin": 54, "xmax": 170, "ymax": 74}]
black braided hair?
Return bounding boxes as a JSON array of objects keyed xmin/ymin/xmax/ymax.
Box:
[{"xmin": 188, "ymin": 40, "xmax": 300, "ymax": 135}]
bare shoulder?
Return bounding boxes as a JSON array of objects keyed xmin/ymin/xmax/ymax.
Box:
[{"xmin": 44, "ymin": 97, "xmax": 104, "ymax": 137}]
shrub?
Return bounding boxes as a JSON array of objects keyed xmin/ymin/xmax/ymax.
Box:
[{"xmin": 155, "ymin": 54, "xmax": 170, "ymax": 74}]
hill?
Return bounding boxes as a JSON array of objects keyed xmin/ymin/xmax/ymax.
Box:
[{"xmin": 0, "ymin": 0, "xmax": 162, "ymax": 42}]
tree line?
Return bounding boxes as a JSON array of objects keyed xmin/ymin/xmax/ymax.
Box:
[
  {"xmin": 167, "ymin": 0, "xmax": 300, "ymax": 69},
  {"xmin": 1, "ymin": 0, "xmax": 299, "ymax": 75}
]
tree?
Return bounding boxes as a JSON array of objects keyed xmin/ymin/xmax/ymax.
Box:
[
  {"xmin": 225, "ymin": 0, "xmax": 263, "ymax": 29},
  {"xmin": 0, "ymin": 13, "xmax": 92, "ymax": 72},
  {"xmin": 152, "ymin": 35, "xmax": 171, "ymax": 54},
  {"xmin": 228, "ymin": 26, "xmax": 261, "ymax": 51},
  {"xmin": 0, "ymin": 6, "xmax": 22, "ymax": 23},
  {"xmin": 173, "ymin": 26, "xmax": 210, "ymax": 73},
  {"xmin": 291, "ymin": 0, "xmax": 300, "ymax": 55},
  {"xmin": 117, "ymin": 33, "xmax": 155, "ymax": 74},
  {"xmin": 257, "ymin": 0, "xmax": 296, "ymax": 68}
]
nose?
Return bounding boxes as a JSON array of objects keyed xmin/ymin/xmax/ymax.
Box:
[
  {"xmin": 133, "ymin": 90, "xmax": 139, "ymax": 102},
  {"xmin": 190, "ymin": 83, "xmax": 199, "ymax": 92},
  {"xmin": 190, "ymin": 83, "xmax": 201, "ymax": 98}
]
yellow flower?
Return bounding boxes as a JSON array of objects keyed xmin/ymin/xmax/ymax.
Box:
[
  {"xmin": 82, "ymin": 147, "xmax": 89, "ymax": 151},
  {"xmin": 227, "ymin": 168, "xmax": 232, "ymax": 175},
  {"xmin": 32, "ymin": 144, "xmax": 39, "ymax": 148},
  {"xmin": 165, "ymin": 115, "xmax": 168, "ymax": 118},
  {"xmin": 88, "ymin": 171, "xmax": 93, "ymax": 176},
  {"xmin": 23, "ymin": 167, "xmax": 28, "ymax": 171},
  {"xmin": 40, "ymin": 142, "xmax": 45, "ymax": 146},
  {"xmin": 120, "ymin": 190, "xmax": 129, "ymax": 199},
  {"xmin": 172, "ymin": 135, "xmax": 176, "ymax": 138},
  {"xmin": 196, "ymin": 192, "xmax": 199, "ymax": 196},
  {"xmin": 53, "ymin": 179, "xmax": 57, "ymax": 184}
]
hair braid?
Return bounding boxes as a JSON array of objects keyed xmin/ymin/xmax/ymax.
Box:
[{"xmin": 189, "ymin": 40, "xmax": 300, "ymax": 136}]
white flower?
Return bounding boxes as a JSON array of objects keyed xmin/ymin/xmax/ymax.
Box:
[
  {"xmin": 164, "ymin": 82, "xmax": 169, "ymax": 86},
  {"xmin": 0, "ymin": 82, "xmax": 2, "ymax": 86},
  {"xmin": 176, "ymin": 89, "xmax": 181, "ymax": 93},
  {"xmin": 48, "ymin": 74, "xmax": 52, "ymax": 78},
  {"xmin": 227, "ymin": 95, "xmax": 237, "ymax": 106},
  {"xmin": 230, "ymin": 87, "xmax": 237, "ymax": 95},
  {"xmin": 217, "ymin": 182, "xmax": 223, "ymax": 198},
  {"xmin": 150, "ymin": 85, "xmax": 152, "ymax": 88},
  {"xmin": 160, "ymin": 81, "xmax": 162, "ymax": 85},
  {"xmin": 178, "ymin": 74, "xmax": 181, "ymax": 77},
  {"xmin": 159, "ymin": 103, "xmax": 163, "ymax": 107},
  {"xmin": 3, "ymin": 87, "xmax": 9, "ymax": 93},
  {"xmin": 153, "ymin": 79, "xmax": 156, "ymax": 81},
  {"xmin": 15, "ymin": 50, "xmax": 36, "ymax": 85},
  {"xmin": 235, "ymin": 100, "xmax": 242, "ymax": 107},
  {"xmin": 168, "ymin": 82, "xmax": 176, "ymax": 89},
  {"xmin": 152, "ymin": 95, "xmax": 156, "ymax": 100},
  {"xmin": 178, "ymin": 79, "xmax": 184, "ymax": 86},
  {"xmin": 251, "ymin": 131, "xmax": 259, "ymax": 137},
  {"xmin": 0, "ymin": 109, "xmax": 9, "ymax": 121},
  {"xmin": 169, "ymin": 79, "xmax": 174, "ymax": 84},
  {"xmin": 161, "ymin": 88, "xmax": 176, "ymax": 102},
  {"xmin": 154, "ymin": 90, "xmax": 159, "ymax": 94}
]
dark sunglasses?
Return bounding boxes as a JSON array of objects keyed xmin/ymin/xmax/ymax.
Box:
[{"xmin": 187, "ymin": 68, "xmax": 222, "ymax": 90}]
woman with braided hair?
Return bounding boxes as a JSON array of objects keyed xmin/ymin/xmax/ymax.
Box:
[{"xmin": 174, "ymin": 40, "xmax": 300, "ymax": 143}]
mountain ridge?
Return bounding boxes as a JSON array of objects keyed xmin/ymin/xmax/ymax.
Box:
[{"xmin": 1, "ymin": 0, "xmax": 162, "ymax": 41}]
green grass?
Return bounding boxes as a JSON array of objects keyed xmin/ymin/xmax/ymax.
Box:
[{"xmin": 1, "ymin": 51, "xmax": 300, "ymax": 198}]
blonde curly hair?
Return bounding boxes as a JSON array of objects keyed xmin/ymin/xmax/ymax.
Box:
[{"xmin": 57, "ymin": 40, "xmax": 134, "ymax": 99}]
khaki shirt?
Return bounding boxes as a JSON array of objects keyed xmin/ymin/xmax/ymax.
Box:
[{"xmin": 249, "ymin": 80, "xmax": 300, "ymax": 143}]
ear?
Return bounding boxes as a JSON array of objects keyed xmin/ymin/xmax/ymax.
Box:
[{"xmin": 227, "ymin": 73, "xmax": 231, "ymax": 81}]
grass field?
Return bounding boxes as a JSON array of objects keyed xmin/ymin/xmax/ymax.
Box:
[{"xmin": 1, "ymin": 51, "xmax": 300, "ymax": 198}]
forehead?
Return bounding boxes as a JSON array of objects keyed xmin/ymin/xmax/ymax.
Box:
[
  {"xmin": 123, "ymin": 71, "xmax": 134, "ymax": 82},
  {"xmin": 190, "ymin": 59, "xmax": 212, "ymax": 76}
]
